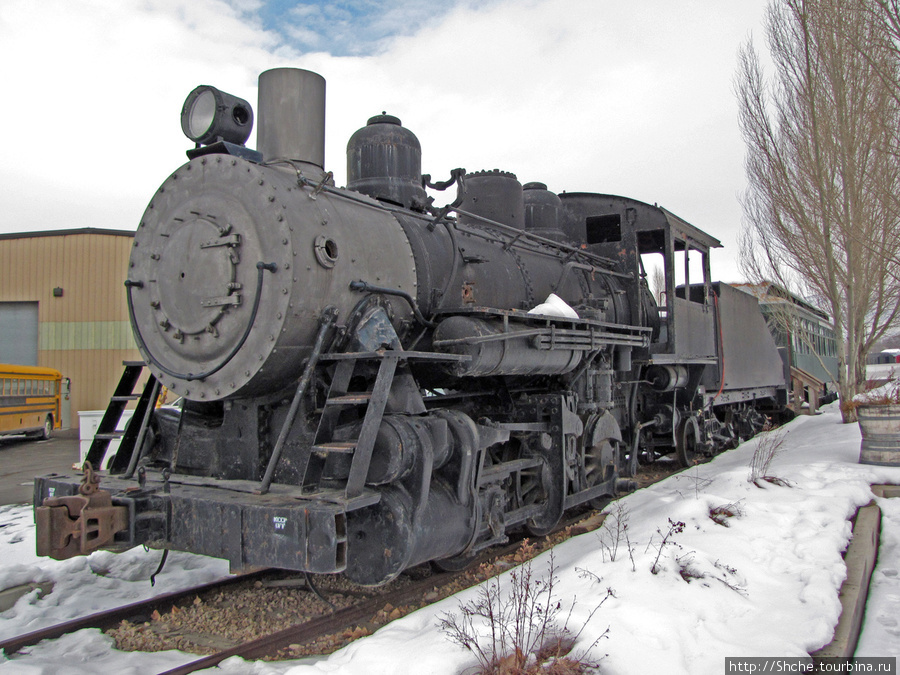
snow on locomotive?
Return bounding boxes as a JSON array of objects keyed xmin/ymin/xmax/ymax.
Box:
[{"xmin": 35, "ymin": 68, "xmax": 788, "ymax": 585}]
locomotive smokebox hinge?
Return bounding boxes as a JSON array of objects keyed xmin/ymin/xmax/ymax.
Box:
[
  {"xmin": 200, "ymin": 233, "xmax": 241, "ymax": 249},
  {"xmin": 34, "ymin": 464, "xmax": 129, "ymax": 560},
  {"xmin": 201, "ymin": 295, "xmax": 242, "ymax": 308}
]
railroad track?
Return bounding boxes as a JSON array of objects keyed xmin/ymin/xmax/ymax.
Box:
[
  {"xmin": 1, "ymin": 463, "xmax": 680, "ymax": 670},
  {"xmin": 0, "ymin": 509, "xmax": 601, "ymax": 672},
  {"xmin": 0, "ymin": 569, "xmax": 270, "ymax": 656},
  {"xmin": 156, "ymin": 567, "xmax": 464, "ymax": 675},
  {"xmin": 157, "ymin": 508, "xmax": 610, "ymax": 674}
]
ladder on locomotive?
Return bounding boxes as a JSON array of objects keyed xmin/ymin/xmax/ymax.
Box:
[
  {"xmin": 300, "ymin": 352, "xmax": 399, "ymax": 503},
  {"xmin": 83, "ymin": 361, "xmax": 159, "ymax": 473}
]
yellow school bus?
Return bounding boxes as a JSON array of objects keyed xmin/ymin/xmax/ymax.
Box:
[{"xmin": 0, "ymin": 364, "xmax": 62, "ymax": 440}]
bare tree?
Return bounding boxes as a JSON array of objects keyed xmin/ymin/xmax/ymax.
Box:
[
  {"xmin": 737, "ymin": 0, "xmax": 900, "ymax": 421},
  {"xmin": 650, "ymin": 264, "xmax": 666, "ymax": 304},
  {"xmin": 863, "ymin": 1, "xmax": 900, "ymax": 102}
]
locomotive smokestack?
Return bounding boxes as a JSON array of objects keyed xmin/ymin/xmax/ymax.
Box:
[{"xmin": 257, "ymin": 68, "xmax": 326, "ymax": 168}]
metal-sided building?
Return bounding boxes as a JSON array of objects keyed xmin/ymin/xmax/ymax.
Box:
[{"xmin": 0, "ymin": 228, "xmax": 139, "ymax": 426}]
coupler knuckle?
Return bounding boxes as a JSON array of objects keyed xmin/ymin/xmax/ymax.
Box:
[{"xmin": 35, "ymin": 464, "xmax": 129, "ymax": 560}]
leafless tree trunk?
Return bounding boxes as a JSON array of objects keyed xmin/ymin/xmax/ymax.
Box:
[
  {"xmin": 737, "ymin": 0, "xmax": 900, "ymax": 422},
  {"xmin": 651, "ymin": 264, "xmax": 666, "ymax": 304}
]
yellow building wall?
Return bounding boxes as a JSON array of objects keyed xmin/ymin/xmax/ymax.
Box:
[{"xmin": 0, "ymin": 230, "xmax": 142, "ymax": 420}]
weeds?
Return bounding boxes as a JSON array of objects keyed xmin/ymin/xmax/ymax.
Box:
[
  {"xmin": 677, "ymin": 554, "xmax": 747, "ymax": 595},
  {"xmin": 588, "ymin": 506, "xmax": 750, "ymax": 603},
  {"xmin": 596, "ymin": 501, "xmax": 636, "ymax": 571},
  {"xmin": 841, "ymin": 376, "xmax": 900, "ymax": 416},
  {"xmin": 646, "ymin": 518, "xmax": 686, "ymax": 575},
  {"xmin": 709, "ymin": 501, "xmax": 744, "ymax": 527},
  {"xmin": 748, "ymin": 426, "xmax": 791, "ymax": 487},
  {"xmin": 438, "ymin": 552, "xmax": 611, "ymax": 674},
  {"xmin": 674, "ymin": 467, "xmax": 715, "ymax": 499}
]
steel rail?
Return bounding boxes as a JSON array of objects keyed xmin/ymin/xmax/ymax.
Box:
[
  {"xmin": 0, "ymin": 570, "xmax": 269, "ymax": 657},
  {"xmin": 155, "ymin": 509, "xmax": 611, "ymax": 674},
  {"xmin": 156, "ymin": 571, "xmax": 457, "ymax": 675},
  {"xmin": 3, "ymin": 465, "xmax": 682, "ymax": 670}
]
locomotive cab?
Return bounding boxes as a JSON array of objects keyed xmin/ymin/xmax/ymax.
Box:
[
  {"xmin": 558, "ymin": 193, "xmax": 720, "ymax": 361},
  {"xmin": 557, "ymin": 194, "xmax": 786, "ymax": 465}
]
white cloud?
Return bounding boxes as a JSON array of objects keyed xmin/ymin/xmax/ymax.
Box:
[
  {"xmin": 0, "ymin": 0, "xmax": 766, "ymax": 279},
  {"xmin": 274, "ymin": 0, "xmax": 487, "ymax": 55},
  {"xmin": 314, "ymin": 0, "xmax": 767, "ymax": 278},
  {"xmin": 0, "ymin": 0, "xmax": 288, "ymax": 231}
]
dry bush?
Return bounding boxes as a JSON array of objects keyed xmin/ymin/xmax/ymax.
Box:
[
  {"xmin": 748, "ymin": 426, "xmax": 790, "ymax": 487},
  {"xmin": 438, "ymin": 553, "xmax": 610, "ymax": 674},
  {"xmin": 709, "ymin": 501, "xmax": 745, "ymax": 527},
  {"xmin": 597, "ymin": 501, "xmax": 636, "ymax": 570},
  {"xmin": 842, "ymin": 379, "xmax": 900, "ymax": 416},
  {"xmin": 511, "ymin": 539, "xmax": 538, "ymax": 564},
  {"xmin": 674, "ymin": 467, "xmax": 715, "ymax": 499},
  {"xmin": 676, "ymin": 554, "xmax": 747, "ymax": 595},
  {"xmin": 647, "ymin": 518, "xmax": 685, "ymax": 575}
]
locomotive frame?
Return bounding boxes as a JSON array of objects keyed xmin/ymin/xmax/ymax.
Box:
[{"xmin": 34, "ymin": 68, "xmax": 790, "ymax": 586}]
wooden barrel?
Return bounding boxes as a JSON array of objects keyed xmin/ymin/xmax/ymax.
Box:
[{"xmin": 858, "ymin": 404, "xmax": 900, "ymax": 465}]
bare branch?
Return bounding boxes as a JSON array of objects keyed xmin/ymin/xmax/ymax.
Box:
[{"xmin": 736, "ymin": 0, "xmax": 900, "ymax": 421}]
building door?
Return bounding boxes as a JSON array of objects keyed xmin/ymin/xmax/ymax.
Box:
[{"xmin": 0, "ymin": 302, "xmax": 39, "ymax": 365}]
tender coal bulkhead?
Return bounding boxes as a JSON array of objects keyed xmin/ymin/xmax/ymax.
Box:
[{"xmin": 34, "ymin": 67, "xmax": 796, "ymax": 586}]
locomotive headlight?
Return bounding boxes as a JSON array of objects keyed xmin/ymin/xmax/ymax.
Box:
[{"xmin": 180, "ymin": 85, "xmax": 254, "ymax": 146}]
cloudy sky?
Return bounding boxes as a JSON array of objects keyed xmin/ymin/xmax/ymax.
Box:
[{"xmin": 0, "ymin": 0, "xmax": 768, "ymax": 280}]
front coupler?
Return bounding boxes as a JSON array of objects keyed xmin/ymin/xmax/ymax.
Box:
[
  {"xmin": 35, "ymin": 464, "xmax": 129, "ymax": 560},
  {"xmin": 34, "ymin": 468, "xmax": 350, "ymax": 574}
]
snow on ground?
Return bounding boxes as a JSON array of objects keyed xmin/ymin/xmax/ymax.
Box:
[
  {"xmin": 2, "ymin": 400, "xmax": 900, "ymax": 674},
  {"xmin": 856, "ymin": 495, "xmax": 900, "ymax": 655}
]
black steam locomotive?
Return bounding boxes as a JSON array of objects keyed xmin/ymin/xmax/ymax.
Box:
[{"xmin": 35, "ymin": 68, "xmax": 789, "ymax": 586}]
